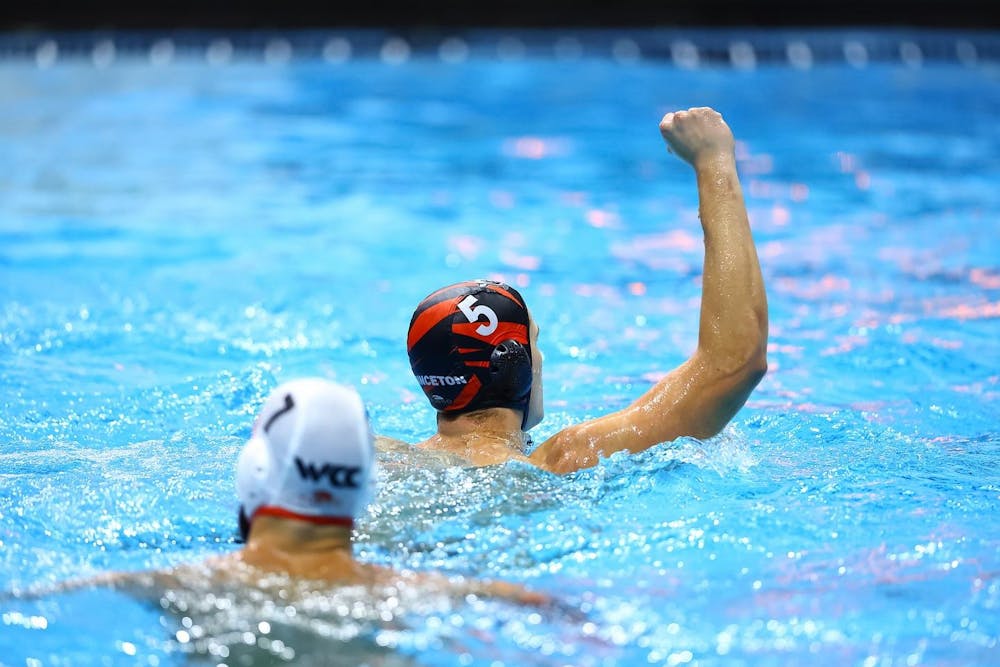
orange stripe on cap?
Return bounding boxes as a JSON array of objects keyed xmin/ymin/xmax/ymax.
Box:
[
  {"xmin": 407, "ymin": 297, "xmax": 460, "ymax": 350},
  {"xmin": 253, "ymin": 506, "xmax": 354, "ymax": 528},
  {"xmin": 463, "ymin": 361, "xmax": 490, "ymax": 368},
  {"xmin": 447, "ymin": 375, "xmax": 482, "ymax": 411},
  {"xmin": 483, "ymin": 283, "xmax": 524, "ymax": 307},
  {"xmin": 452, "ymin": 321, "xmax": 528, "ymax": 346}
]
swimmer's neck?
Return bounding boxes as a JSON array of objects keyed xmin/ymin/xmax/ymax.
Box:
[
  {"xmin": 437, "ymin": 407, "xmax": 523, "ymax": 437},
  {"xmin": 241, "ymin": 515, "xmax": 355, "ymax": 575},
  {"xmin": 425, "ymin": 408, "xmax": 530, "ymax": 465}
]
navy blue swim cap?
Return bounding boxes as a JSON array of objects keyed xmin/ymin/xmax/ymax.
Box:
[{"xmin": 407, "ymin": 280, "xmax": 533, "ymax": 419}]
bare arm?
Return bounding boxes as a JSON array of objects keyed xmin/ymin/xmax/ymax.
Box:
[
  {"xmin": 531, "ymin": 107, "xmax": 768, "ymax": 474},
  {"xmin": 9, "ymin": 567, "xmax": 187, "ymax": 601},
  {"xmin": 435, "ymin": 574, "xmax": 550, "ymax": 606}
]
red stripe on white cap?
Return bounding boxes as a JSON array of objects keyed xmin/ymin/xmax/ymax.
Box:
[{"xmin": 253, "ymin": 505, "xmax": 354, "ymax": 529}]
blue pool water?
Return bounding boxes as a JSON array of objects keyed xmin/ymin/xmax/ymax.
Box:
[{"xmin": 1, "ymin": 29, "xmax": 999, "ymax": 666}]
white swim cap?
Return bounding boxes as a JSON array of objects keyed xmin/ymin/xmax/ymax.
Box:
[{"xmin": 236, "ymin": 378, "xmax": 375, "ymax": 534}]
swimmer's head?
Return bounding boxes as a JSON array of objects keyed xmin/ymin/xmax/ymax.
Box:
[
  {"xmin": 236, "ymin": 379, "xmax": 375, "ymax": 541},
  {"xmin": 407, "ymin": 280, "xmax": 544, "ymax": 430}
]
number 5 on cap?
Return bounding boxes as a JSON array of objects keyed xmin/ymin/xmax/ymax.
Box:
[{"xmin": 458, "ymin": 295, "xmax": 498, "ymax": 336}]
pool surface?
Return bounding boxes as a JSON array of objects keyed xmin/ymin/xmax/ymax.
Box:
[{"xmin": 1, "ymin": 28, "xmax": 999, "ymax": 667}]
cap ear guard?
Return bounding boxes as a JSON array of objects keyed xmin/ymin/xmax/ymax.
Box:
[
  {"xmin": 235, "ymin": 434, "xmax": 273, "ymax": 526},
  {"xmin": 237, "ymin": 506, "xmax": 251, "ymax": 543},
  {"xmin": 486, "ymin": 338, "xmax": 532, "ymax": 406}
]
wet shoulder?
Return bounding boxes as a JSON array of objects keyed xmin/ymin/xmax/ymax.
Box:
[{"xmin": 375, "ymin": 435, "xmax": 469, "ymax": 470}]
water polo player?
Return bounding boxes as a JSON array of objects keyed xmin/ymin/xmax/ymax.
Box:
[
  {"xmin": 42, "ymin": 379, "xmax": 545, "ymax": 603},
  {"xmin": 404, "ymin": 107, "xmax": 768, "ymax": 474}
]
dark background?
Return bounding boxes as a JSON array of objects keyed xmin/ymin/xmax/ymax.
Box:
[{"xmin": 1, "ymin": 0, "xmax": 995, "ymax": 30}]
